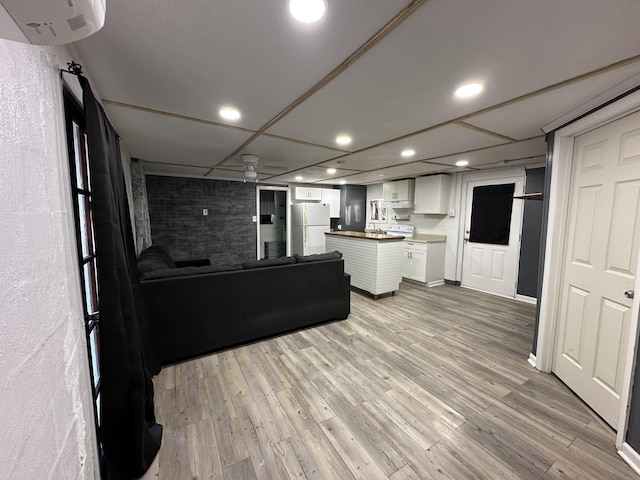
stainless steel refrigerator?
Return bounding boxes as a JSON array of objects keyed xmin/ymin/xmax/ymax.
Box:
[{"xmin": 291, "ymin": 203, "xmax": 330, "ymax": 255}]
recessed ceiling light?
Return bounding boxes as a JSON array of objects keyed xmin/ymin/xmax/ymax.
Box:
[
  {"xmin": 401, "ymin": 149, "xmax": 415, "ymax": 158},
  {"xmin": 289, "ymin": 0, "xmax": 326, "ymax": 23},
  {"xmin": 295, "ymin": 175, "xmax": 303, "ymax": 181},
  {"xmin": 377, "ymin": 174, "xmax": 385, "ymax": 177},
  {"xmin": 455, "ymin": 83, "xmax": 484, "ymax": 98},
  {"xmin": 339, "ymin": 180, "xmax": 347, "ymax": 185},
  {"xmin": 326, "ymin": 168, "xmax": 337, "ymax": 174},
  {"xmin": 336, "ymin": 135, "xmax": 352, "ymax": 146},
  {"xmin": 456, "ymin": 160, "xmax": 469, "ymax": 167},
  {"xmin": 219, "ymin": 107, "xmax": 241, "ymax": 121}
]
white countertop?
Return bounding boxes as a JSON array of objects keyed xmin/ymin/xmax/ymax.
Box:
[
  {"xmin": 404, "ymin": 234, "xmax": 446, "ymax": 243},
  {"xmin": 364, "ymin": 229, "xmax": 447, "ymax": 243}
]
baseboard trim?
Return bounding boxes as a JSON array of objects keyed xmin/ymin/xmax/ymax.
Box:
[
  {"xmin": 516, "ymin": 294, "xmax": 537, "ymax": 305},
  {"xmin": 527, "ymin": 353, "xmax": 537, "ymax": 369},
  {"xmin": 444, "ymin": 279, "xmax": 461, "ymax": 286},
  {"xmin": 619, "ymin": 442, "xmax": 640, "ymax": 476}
]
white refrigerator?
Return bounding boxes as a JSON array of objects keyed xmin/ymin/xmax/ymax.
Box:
[{"xmin": 291, "ymin": 203, "xmax": 330, "ymax": 255}]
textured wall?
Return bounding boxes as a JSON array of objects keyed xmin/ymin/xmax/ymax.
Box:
[
  {"xmin": 146, "ymin": 175, "xmax": 257, "ymax": 265},
  {"xmin": 0, "ymin": 40, "xmax": 98, "ymax": 478}
]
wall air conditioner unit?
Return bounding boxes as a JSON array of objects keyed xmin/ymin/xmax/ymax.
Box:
[{"xmin": 0, "ymin": 0, "xmax": 106, "ymax": 46}]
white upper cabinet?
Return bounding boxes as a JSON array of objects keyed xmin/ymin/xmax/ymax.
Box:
[
  {"xmin": 414, "ymin": 175, "xmax": 451, "ymax": 214},
  {"xmin": 321, "ymin": 189, "xmax": 341, "ymax": 217},
  {"xmin": 292, "ymin": 186, "xmax": 322, "ymax": 202},
  {"xmin": 383, "ymin": 179, "xmax": 415, "ymax": 207}
]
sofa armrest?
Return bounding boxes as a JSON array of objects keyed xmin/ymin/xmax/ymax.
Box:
[{"xmin": 174, "ymin": 258, "xmax": 211, "ymax": 268}]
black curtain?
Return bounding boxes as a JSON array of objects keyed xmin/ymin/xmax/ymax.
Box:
[
  {"xmin": 80, "ymin": 76, "xmax": 162, "ymax": 479},
  {"xmin": 469, "ymin": 183, "xmax": 515, "ymax": 245}
]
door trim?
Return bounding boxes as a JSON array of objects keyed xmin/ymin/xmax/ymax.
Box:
[
  {"xmin": 535, "ymin": 89, "xmax": 640, "ymax": 448},
  {"xmin": 256, "ymin": 185, "xmax": 291, "ymax": 259},
  {"xmin": 619, "ymin": 442, "xmax": 640, "ymax": 476}
]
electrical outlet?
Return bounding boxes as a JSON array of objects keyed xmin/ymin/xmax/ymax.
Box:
[
  {"xmin": 202, "ymin": 208, "xmax": 208, "ymax": 216},
  {"xmin": 449, "ymin": 208, "xmax": 455, "ymax": 217},
  {"xmin": 252, "ymin": 215, "xmax": 257, "ymax": 222}
]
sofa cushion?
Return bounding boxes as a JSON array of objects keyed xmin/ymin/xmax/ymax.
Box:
[
  {"xmin": 137, "ymin": 245, "xmax": 177, "ymax": 273},
  {"xmin": 140, "ymin": 263, "xmax": 241, "ymax": 280},
  {"xmin": 242, "ymin": 256, "xmax": 296, "ymax": 269},
  {"xmin": 294, "ymin": 251, "xmax": 342, "ymax": 263}
]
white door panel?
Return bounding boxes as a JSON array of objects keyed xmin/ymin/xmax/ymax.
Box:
[{"xmin": 553, "ymin": 109, "xmax": 640, "ymax": 428}]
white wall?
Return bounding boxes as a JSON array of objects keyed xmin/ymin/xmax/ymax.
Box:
[
  {"xmin": 0, "ymin": 38, "xmax": 99, "ymax": 479},
  {"xmin": 366, "ymin": 177, "xmax": 461, "ymax": 280}
]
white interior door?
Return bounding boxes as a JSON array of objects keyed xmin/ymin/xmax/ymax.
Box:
[
  {"xmin": 553, "ymin": 110, "xmax": 640, "ymax": 428},
  {"xmin": 461, "ymin": 177, "xmax": 524, "ymax": 297}
]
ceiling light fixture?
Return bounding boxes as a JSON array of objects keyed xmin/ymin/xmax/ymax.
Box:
[
  {"xmin": 336, "ymin": 135, "xmax": 352, "ymax": 146},
  {"xmin": 339, "ymin": 180, "xmax": 347, "ymax": 185},
  {"xmin": 219, "ymin": 107, "xmax": 241, "ymax": 121},
  {"xmin": 326, "ymin": 168, "xmax": 337, "ymax": 174},
  {"xmin": 401, "ymin": 149, "xmax": 415, "ymax": 158},
  {"xmin": 455, "ymin": 83, "xmax": 484, "ymax": 98},
  {"xmin": 455, "ymin": 160, "xmax": 469, "ymax": 167},
  {"xmin": 289, "ymin": 0, "xmax": 326, "ymax": 23},
  {"xmin": 295, "ymin": 175, "xmax": 303, "ymax": 181}
]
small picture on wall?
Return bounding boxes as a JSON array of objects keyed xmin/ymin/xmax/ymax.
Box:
[{"xmin": 370, "ymin": 199, "xmax": 386, "ymax": 221}]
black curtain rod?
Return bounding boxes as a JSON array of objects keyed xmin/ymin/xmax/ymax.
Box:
[{"xmin": 60, "ymin": 61, "xmax": 84, "ymax": 77}]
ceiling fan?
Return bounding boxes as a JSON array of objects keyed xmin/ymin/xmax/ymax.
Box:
[{"xmin": 240, "ymin": 154, "xmax": 288, "ymax": 182}]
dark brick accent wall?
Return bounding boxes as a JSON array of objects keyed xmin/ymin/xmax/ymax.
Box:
[{"xmin": 145, "ymin": 175, "xmax": 257, "ymax": 265}]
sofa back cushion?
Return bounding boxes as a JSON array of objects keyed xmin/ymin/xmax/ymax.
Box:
[
  {"xmin": 137, "ymin": 245, "xmax": 177, "ymax": 274},
  {"xmin": 294, "ymin": 251, "xmax": 342, "ymax": 263},
  {"xmin": 140, "ymin": 263, "xmax": 241, "ymax": 280},
  {"xmin": 242, "ymin": 256, "xmax": 296, "ymax": 269}
]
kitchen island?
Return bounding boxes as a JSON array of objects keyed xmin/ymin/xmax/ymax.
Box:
[{"xmin": 325, "ymin": 231, "xmax": 405, "ymax": 299}]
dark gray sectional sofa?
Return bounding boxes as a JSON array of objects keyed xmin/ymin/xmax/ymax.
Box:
[{"xmin": 137, "ymin": 246, "xmax": 351, "ymax": 366}]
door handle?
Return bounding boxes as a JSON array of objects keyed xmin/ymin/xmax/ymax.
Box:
[{"xmin": 625, "ymin": 290, "xmax": 635, "ymax": 299}]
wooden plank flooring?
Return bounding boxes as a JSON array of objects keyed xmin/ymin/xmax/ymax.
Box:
[{"xmin": 140, "ymin": 283, "xmax": 638, "ymax": 479}]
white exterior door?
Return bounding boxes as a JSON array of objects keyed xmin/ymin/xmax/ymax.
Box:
[
  {"xmin": 553, "ymin": 110, "xmax": 640, "ymax": 427},
  {"xmin": 461, "ymin": 177, "xmax": 524, "ymax": 297}
]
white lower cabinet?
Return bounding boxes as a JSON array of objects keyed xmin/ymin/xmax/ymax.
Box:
[
  {"xmin": 402, "ymin": 244, "xmax": 426, "ymax": 281},
  {"xmin": 402, "ymin": 241, "xmax": 445, "ymax": 287}
]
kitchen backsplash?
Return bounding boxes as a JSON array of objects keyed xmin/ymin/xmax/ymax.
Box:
[{"xmin": 365, "ymin": 183, "xmax": 454, "ymax": 234}]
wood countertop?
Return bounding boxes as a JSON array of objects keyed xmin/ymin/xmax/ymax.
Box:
[{"xmin": 325, "ymin": 231, "xmax": 405, "ymax": 242}]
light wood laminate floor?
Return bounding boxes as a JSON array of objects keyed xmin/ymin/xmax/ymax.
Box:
[{"xmin": 141, "ymin": 283, "xmax": 637, "ymax": 479}]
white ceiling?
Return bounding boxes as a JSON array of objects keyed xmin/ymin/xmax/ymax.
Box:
[{"xmin": 72, "ymin": 0, "xmax": 640, "ymax": 185}]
